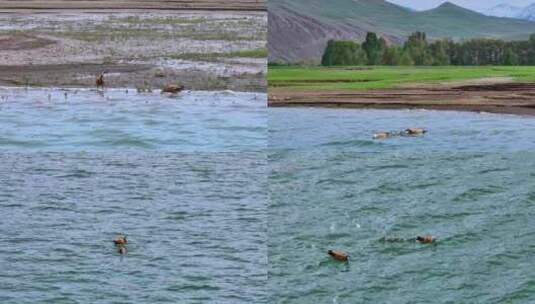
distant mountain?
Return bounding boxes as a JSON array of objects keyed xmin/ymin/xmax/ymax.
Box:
[
  {"xmin": 484, "ymin": 4, "xmax": 522, "ymax": 18},
  {"xmin": 269, "ymin": 0, "xmax": 535, "ymax": 63}
]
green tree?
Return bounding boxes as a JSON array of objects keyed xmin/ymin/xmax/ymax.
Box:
[
  {"xmin": 404, "ymin": 32, "xmax": 430, "ymax": 65},
  {"xmin": 321, "ymin": 40, "xmax": 367, "ymax": 66},
  {"xmin": 503, "ymin": 47, "xmax": 519, "ymax": 65},
  {"xmin": 362, "ymin": 32, "xmax": 383, "ymax": 65},
  {"xmin": 382, "ymin": 47, "xmax": 401, "ymax": 65},
  {"xmin": 526, "ymin": 33, "xmax": 535, "ymax": 65},
  {"xmin": 399, "ymin": 50, "xmax": 414, "ymax": 66},
  {"xmin": 429, "ymin": 40, "xmax": 450, "ymax": 66},
  {"xmin": 321, "ymin": 32, "xmax": 535, "ymax": 67}
]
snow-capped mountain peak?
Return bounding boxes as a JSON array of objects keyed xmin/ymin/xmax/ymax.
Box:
[
  {"xmin": 484, "ymin": 3, "xmax": 522, "ymax": 18},
  {"xmin": 517, "ymin": 3, "xmax": 535, "ymax": 21}
]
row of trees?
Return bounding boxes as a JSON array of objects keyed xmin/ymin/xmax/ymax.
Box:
[{"xmin": 321, "ymin": 32, "xmax": 535, "ymax": 66}]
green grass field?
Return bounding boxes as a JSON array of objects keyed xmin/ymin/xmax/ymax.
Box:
[{"xmin": 268, "ymin": 66, "xmax": 535, "ymax": 91}]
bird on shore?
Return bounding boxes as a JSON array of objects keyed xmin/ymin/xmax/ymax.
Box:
[
  {"xmin": 96, "ymin": 71, "xmax": 106, "ymax": 89},
  {"xmin": 405, "ymin": 128, "xmax": 427, "ymax": 136},
  {"xmin": 113, "ymin": 235, "xmax": 127, "ymax": 246},
  {"xmin": 416, "ymin": 235, "xmax": 436, "ymax": 244},
  {"xmin": 162, "ymin": 84, "xmax": 184, "ymax": 94},
  {"xmin": 328, "ymin": 250, "xmax": 349, "ymax": 262}
]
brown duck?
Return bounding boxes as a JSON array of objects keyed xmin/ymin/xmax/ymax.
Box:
[
  {"xmin": 373, "ymin": 132, "xmax": 392, "ymax": 140},
  {"xmin": 405, "ymin": 128, "xmax": 427, "ymax": 136},
  {"xmin": 113, "ymin": 235, "xmax": 127, "ymax": 246},
  {"xmin": 416, "ymin": 236, "xmax": 436, "ymax": 244},
  {"xmin": 162, "ymin": 84, "xmax": 184, "ymax": 94},
  {"xmin": 328, "ymin": 250, "xmax": 349, "ymax": 262}
]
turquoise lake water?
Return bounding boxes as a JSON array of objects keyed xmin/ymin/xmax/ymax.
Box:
[
  {"xmin": 0, "ymin": 152, "xmax": 267, "ymax": 304},
  {"xmin": 269, "ymin": 108, "xmax": 535, "ymax": 304},
  {"xmin": 0, "ymin": 88, "xmax": 267, "ymax": 303},
  {"xmin": 3, "ymin": 93, "xmax": 535, "ymax": 303},
  {"xmin": 0, "ymin": 88, "xmax": 266, "ymax": 152}
]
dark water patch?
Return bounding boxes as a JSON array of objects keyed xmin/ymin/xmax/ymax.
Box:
[
  {"xmin": 95, "ymin": 138, "xmax": 155, "ymax": 149},
  {"xmin": 31, "ymin": 205, "xmax": 74, "ymax": 212},
  {"xmin": 477, "ymin": 167, "xmax": 510, "ymax": 175},
  {"xmin": 526, "ymin": 192, "xmax": 535, "ymax": 202},
  {"xmin": 363, "ymin": 183, "xmax": 405, "ymax": 195},
  {"xmin": 0, "ymin": 203, "xmax": 23, "ymax": 208},
  {"xmin": 453, "ymin": 186, "xmax": 506, "ymax": 202},
  {"xmin": 315, "ymin": 178, "xmax": 357, "ymax": 186},
  {"xmin": 321, "ymin": 139, "xmax": 378, "ymax": 148},
  {"xmin": 368, "ymin": 163, "xmax": 410, "ymax": 171},
  {"xmin": 164, "ymin": 211, "xmax": 189, "ymax": 221},
  {"xmin": 56, "ymin": 169, "xmax": 94, "ymax": 179},
  {"xmin": 0, "ymin": 138, "xmax": 47, "ymax": 148},
  {"xmin": 427, "ymin": 211, "xmax": 480, "ymax": 221}
]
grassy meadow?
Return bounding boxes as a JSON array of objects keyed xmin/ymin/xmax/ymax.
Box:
[{"xmin": 268, "ymin": 66, "xmax": 535, "ymax": 91}]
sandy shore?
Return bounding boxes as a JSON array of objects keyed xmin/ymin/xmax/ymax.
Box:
[
  {"xmin": 269, "ymin": 81, "xmax": 535, "ymax": 115},
  {"xmin": 0, "ymin": 10, "xmax": 266, "ymax": 92}
]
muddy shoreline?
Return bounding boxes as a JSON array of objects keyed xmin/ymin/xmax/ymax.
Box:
[
  {"xmin": 0, "ymin": 1, "xmax": 266, "ymax": 11},
  {"xmin": 0, "ymin": 11, "xmax": 267, "ymax": 92},
  {"xmin": 0, "ymin": 63, "xmax": 266, "ymax": 92},
  {"xmin": 268, "ymin": 82, "xmax": 535, "ymax": 115}
]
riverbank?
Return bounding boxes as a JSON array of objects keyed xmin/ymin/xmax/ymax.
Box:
[
  {"xmin": 0, "ymin": 0, "xmax": 266, "ymax": 11},
  {"xmin": 268, "ymin": 66, "xmax": 535, "ymax": 114},
  {"xmin": 0, "ymin": 11, "xmax": 267, "ymax": 92}
]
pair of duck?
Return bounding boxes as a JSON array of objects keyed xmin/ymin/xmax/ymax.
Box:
[
  {"xmin": 373, "ymin": 128, "xmax": 427, "ymax": 140},
  {"xmin": 114, "ymin": 235, "xmax": 128, "ymax": 255},
  {"xmin": 328, "ymin": 235, "xmax": 436, "ymax": 262}
]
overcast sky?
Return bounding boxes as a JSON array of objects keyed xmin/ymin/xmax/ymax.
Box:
[{"xmin": 387, "ymin": 0, "xmax": 535, "ymax": 11}]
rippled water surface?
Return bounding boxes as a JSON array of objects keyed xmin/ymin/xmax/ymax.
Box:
[
  {"xmin": 0, "ymin": 153, "xmax": 267, "ymax": 303},
  {"xmin": 269, "ymin": 108, "xmax": 535, "ymax": 303},
  {"xmin": 0, "ymin": 88, "xmax": 266, "ymax": 151}
]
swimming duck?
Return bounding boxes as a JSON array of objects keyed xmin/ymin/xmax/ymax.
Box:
[
  {"xmin": 328, "ymin": 250, "xmax": 349, "ymax": 262},
  {"xmin": 405, "ymin": 128, "xmax": 427, "ymax": 136},
  {"xmin": 373, "ymin": 132, "xmax": 392, "ymax": 140},
  {"xmin": 113, "ymin": 235, "xmax": 127, "ymax": 246},
  {"xmin": 416, "ymin": 236, "xmax": 436, "ymax": 244},
  {"xmin": 162, "ymin": 84, "xmax": 184, "ymax": 94}
]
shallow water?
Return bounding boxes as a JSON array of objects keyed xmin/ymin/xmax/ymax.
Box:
[
  {"xmin": 269, "ymin": 108, "xmax": 535, "ymax": 303},
  {"xmin": 0, "ymin": 152, "xmax": 267, "ymax": 304},
  {"xmin": 0, "ymin": 88, "xmax": 266, "ymax": 152}
]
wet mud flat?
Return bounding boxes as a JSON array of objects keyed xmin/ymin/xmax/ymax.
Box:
[
  {"xmin": 269, "ymin": 82, "xmax": 535, "ymax": 115},
  {"xmin": 0, "ymin": 10, "xmax": 267, "ymax": 92}
]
